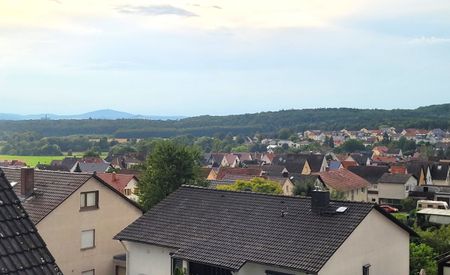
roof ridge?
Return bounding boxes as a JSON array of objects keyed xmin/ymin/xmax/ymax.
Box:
[
  {"xmin": 0, "ymin": 166, "xmax": 94, "ymax": 176},
  {"xmin": 181, "ymin": 185, "xmax": 377, "ymax": 205}
]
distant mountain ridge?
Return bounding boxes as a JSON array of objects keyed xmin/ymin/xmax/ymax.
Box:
[
  {"xmin": 0, "ymin": 109, "xmax": 185, "ymax": 121},
  {"xmin": 0, "ymin": 104, "xmax": 449, "ymax": 138}
]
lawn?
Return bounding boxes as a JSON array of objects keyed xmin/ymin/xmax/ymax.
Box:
[
  {"xmin": 0, "ymin": 152, "xmax": 108, "ymax": 167},
  {"xmin": 0, "ymin": 155, "xmax": 70, "ymax": 167}
]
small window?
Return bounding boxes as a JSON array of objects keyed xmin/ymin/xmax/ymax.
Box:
[
  {"xmin": 81, "ymin": 229, "xmax": 95, "ymax": 250},
  {"xmin": 363, "ymin": 264, "xmax": 370, "ymax": 275},
  {"xmin": 124, "ymin": 189, "xmax": 131, "ymax": 196},
  {"xmin": 82, "ymin": 270, "xmax": 94, "ymax": 275},
  {"xmin": 361, "ymin": 188, "xmax": 364, "ymax": 192},
  {"xmin": 133, "ymin": 187, "xmax": 140, "ymax": 195},
  {"xmin": 80, "ymin": 191, "xmax": 99, "ymax": 210}
]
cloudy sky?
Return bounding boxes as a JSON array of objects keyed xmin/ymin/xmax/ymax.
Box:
[{"xmin": 0, "ymin": 0, "xmax": 449, "ymax": 116}]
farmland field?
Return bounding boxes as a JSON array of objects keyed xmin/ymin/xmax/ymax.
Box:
[
  {"xmin": 0, "ymin": 155, "xmax": 69, "ymax": 167},
  {"xmin": 0, "ymin": 152, "xmax": 108, "ymax": 167}
]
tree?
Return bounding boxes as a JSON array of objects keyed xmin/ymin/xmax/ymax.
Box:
[
  {"xmin": 415, "ymin": 225, "xmax": 450, "ymax": 255},
  {"xmin": 328, "ymin": 136, "xmax": 335, "ymax": 148},
  {"xmin": 278, "ymin": 128, "xmax": 293, "ymax": 140},
  {"xmin": 83, "ymin": 149, "xmax": 100, "ymax": 158},
  {"xmin": 216, "ymin": 178, "xmax": 283, "ymax": 195},
  {"xmin": 410, "ymin": 243, "xmax": 437, "ymax": 275},
  {"xmin": 138, "ymin": 140, "xmax": 202, "ymax": 211},
  {"xmin": 340, "ymin": 139, "xmax": 365, "ymax": 153}
]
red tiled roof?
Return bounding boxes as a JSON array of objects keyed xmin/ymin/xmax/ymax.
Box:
[
  {"xmin": 372, "ymin": 156, "xmax": 398, "ymax": 164},
  {"xmin": 341, "ymin": 160, "xmax": 358, "ymax": 169},
  {"xmin": 97, "ymin": 173, "xmax": 136, "ymax": 193},
  {"xmin": 318, "ymin": 169, "xmax": 369, "ymax": 192},
  {"xmin": 391, "ymin": 166, "xmax": 407, "ymax": 174},
  {"xmin": 373, "ymin": 146, "xmax": 389, "ymax": 153}
]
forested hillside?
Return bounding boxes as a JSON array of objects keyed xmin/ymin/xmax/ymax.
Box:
[{"xmin": 0, "ymin": 104, "xmax": 449, "ymax": 138}]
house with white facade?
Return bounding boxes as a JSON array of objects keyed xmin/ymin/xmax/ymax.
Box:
[
  {"xmin": 115, "ymin": 186, "xmax": 415, "ymax": 275},
  {"xmin": 377, "ymin": 173, "xmax": 417, "ymax": 207}
]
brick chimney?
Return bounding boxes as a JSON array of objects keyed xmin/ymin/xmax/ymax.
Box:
[
  {"xmin": 21, "ymin": 167, "xmax": 35, "ymax": 197},
  {"xmin": 311, "ymin": 189, "xmax": 330, "ymax": 213}
]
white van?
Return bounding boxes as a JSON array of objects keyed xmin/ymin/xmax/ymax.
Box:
[{"xmin": 417, "ymin": 200, "xmax": 449, "ymax": 210}]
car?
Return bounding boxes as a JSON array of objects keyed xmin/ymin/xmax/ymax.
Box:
[{"xmin": 379, "ymin": 204, "xmax": 399, "ymax": 213}]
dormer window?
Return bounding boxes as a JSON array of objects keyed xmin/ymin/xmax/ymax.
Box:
[{"xmin": 80, "ymin": 191, "xmax": 99, "ymax": 210}]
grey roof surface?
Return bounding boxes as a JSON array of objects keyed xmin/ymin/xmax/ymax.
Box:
[
  {"xmin": 430, "ymin": 163, "xmax": 449, "ymax": 181},
  {"xmin": 73, "ymin": 162, "xmax": 112, "ymax": 173},
  {"xmin": 378, "ymin": 173, "xmax": 413, "ymax": 184},
  {"xmin": 1, "ymin": 168, "xmax": 92, "ymax": 224},
  {"xmin": 0, "ymin": 169, "xmax": 62, "ymax": 274},
  {"xmin": 348, "ymin": 166, "xmax": 390, "ymax": 184},
  {"xmin": 115, "ymin": 186, "xmax": 409, "ymax": 273}
]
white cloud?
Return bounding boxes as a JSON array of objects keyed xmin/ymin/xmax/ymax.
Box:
[{"xmin": 409, "ymin": 36, "xmax": 450, "ymax": 45}]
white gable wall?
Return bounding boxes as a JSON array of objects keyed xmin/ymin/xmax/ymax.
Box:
[
  {"xmin": 318, "ymin": 209, "xmax": 409, "ymax": 275},
  {"xmin": 122, "ymin": 241, "xmax": 175, "ymax": 275}
]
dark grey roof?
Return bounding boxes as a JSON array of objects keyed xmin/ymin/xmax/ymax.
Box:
[
  {"xmin": 348, "ymin": 166, "xmax": 389, "ymax": 184},
  {"xmin": 1, "ymin": 168, "xmax": 93, "ymax": 224},
  {"xmin": 115, "ymin": 186, "xmax": 414, "ymax": 273},
  {"xmin": 430, "ymin": 163, "xmax": 449, "ymax": 181},
  {"xmin": 378, "ymin": 173, "xmax": 413, "ymax": 184},
  {"xmin": 0, "ymin": 169, "xmax": 62, "ymax": 274},
  {"xmin": 73, "ymin": 162, "xmax": 112, "ymax": 173}
]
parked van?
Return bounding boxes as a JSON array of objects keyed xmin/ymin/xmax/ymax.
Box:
[{"xmin": 417, "ymin": 200, "xmax": 449, "ymax": 210}]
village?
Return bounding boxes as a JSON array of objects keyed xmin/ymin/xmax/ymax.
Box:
[{"xmin": 1, "ymin": 126, "xmax": 450, "ymax": 275}]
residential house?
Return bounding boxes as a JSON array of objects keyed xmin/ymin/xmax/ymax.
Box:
[
  {"xmin": 317, "ymin": 169, "xmax": 369, "ymax": 202},
  {"xmin": 431, "ymin": 162, "xmax": 450, "ymax": 185},
  {"xmin": 282, "ymin": 174, "xmax": 319, "ymax": 196},
  {"xmin": 221, "ymin": 153, "xmax": 240, "ymax": 168},
  {"xmin": 115, "ymin": 186, "xmax": 415, "ymax": 275},
  {"xmin": 272, "ymin": 154, "xmax": 312, "ymax": 175},
  {"xmin": 0, "ymin": 160, "xmax": 26, "ymax": 168},
  {"xmin": 2, "ymin": 167, "xmax": 143, "ymax": 275},
  {"xmin": 97, "ymin": 172, "xmax": 140, "ymax": 201},
  {"xmin": 348, "ymin": 166, "xmax": 390, "ymax": 203},
  {"xmin": 208, "ymin": 167, "xmax": 263, "ymax": 181},
  {"xmin": 204, "ymin": 153, "xmax": 225, "ymax": 168},
  {"xmin": 378, "ymin": 173, "xmax": 417, "ymax": 207},
  {"xmin": 406, "ymin": 161, "xmax": 432, "ymax": 185},
  {"xmin": 372, "ymin": 146, "xmax": 389, "ymax": 157},
  {"xmin": 0, "ymin": 169, "xmax": 62, "ymax": 274}
]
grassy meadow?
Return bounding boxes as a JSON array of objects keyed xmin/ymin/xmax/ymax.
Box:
[{"xmin": 0, "ymin": 152, "xmax": 108, "ymax": 167}]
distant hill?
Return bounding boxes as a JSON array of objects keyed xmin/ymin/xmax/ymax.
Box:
[
  {"xmin": 0, "ymin": 104, "xmax": 449, "ymax": 138},
  {"xmin": 0, "ymin": 109, "xmax": 185, "ymax": 121}
]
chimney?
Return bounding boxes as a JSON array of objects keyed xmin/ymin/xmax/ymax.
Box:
[
  {"xmin": 21, "ymin": 167, "xmax": 35, "ymax": 197},
  {"xmin": 311, "ymin": 189, "xmax": 330, "ymax": 213}
]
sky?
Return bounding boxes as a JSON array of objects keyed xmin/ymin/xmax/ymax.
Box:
[{"xmin": 0, "ymin": 0, "xmax": 449, "ymax": 116}]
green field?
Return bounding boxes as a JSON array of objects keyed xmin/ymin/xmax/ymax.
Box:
[{"xmin": 0, "ymin": 152, "xmax": 108, "ymax": 167}]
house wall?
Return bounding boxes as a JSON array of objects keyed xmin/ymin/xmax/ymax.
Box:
[
  {"xmin": 236, "ymin": 262, "xmax": 305, "ymax": 275},
  {"xmin": 444, "ymin": 264, "xmax": 450, "ymax": 275},
  {"xmin": 283, "ymin": 181, "xmax": 295, "ymax": 196},
  {"xmin": 124, "ymin": 178, "xmax": 139, "ymax": 201},
  {"xmin": 122, "ymin": 242, "xmax": 175, "ymax": 275},
  {"xmin": 36, "ymin": 178, "xmax": 142, "ymax": 275},
  {"xmin": 378, "ymin": 177, "xmax": 417, "ymax": 201},
  {"xmin": 319, "ymin": 209, "xmax": 410, "ymax": 275},
  {"xmin": 301, "ymin": 162, "xmax": 311, "ymax": 175}
]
